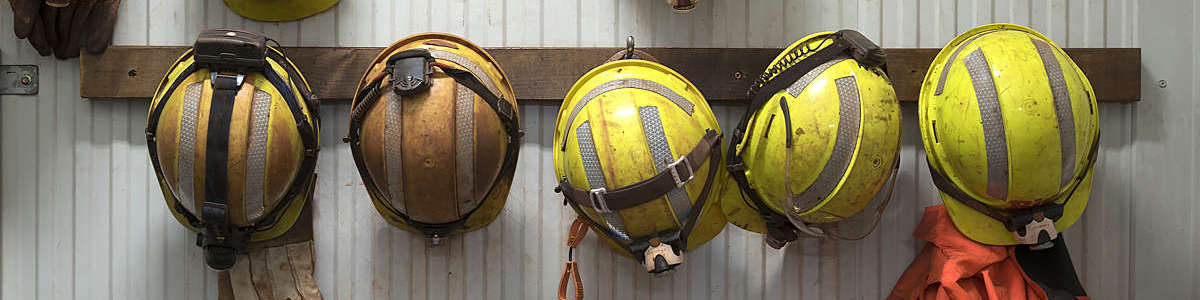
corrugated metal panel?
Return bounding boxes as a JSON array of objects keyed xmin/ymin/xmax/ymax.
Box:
[{"xmin": 0, "ymin": 0, "xmax": 1191, "ymax": 299}]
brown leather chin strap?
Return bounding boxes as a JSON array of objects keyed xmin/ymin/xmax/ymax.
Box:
[{"xmin": 558, "ymin": 130, "xmax": 720, "ymax": 213}]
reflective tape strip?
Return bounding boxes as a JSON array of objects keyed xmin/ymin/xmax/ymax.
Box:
[
  {"xmin": 790, "ymin": 76, "xmax": 861, "ymax": 213},
  {"xmin": 936, "ymin": 29, "xmax": 1001, "ymax": 95},
  {"xmin": 638, "ymin": 106, "xmax": 693, "ymax": 225},
  {"xmin": 786, "ymin": 58, "xmax": 846, "ymax": 97},
  {"xmin": 1032, "ymin": 38, "xmax": 1077, "ymax": 188},
  {"xmin": 454, "ymin": 84, "xmax": 477, "ymax": 215},
  {"xmin": 429, "ymin": 50, "xmax": 502, "ymax": 101},
  {"xmin": 385, "ymin": 91, "xmax": 407, "ymax": 215},
  {"xmin": 576, "ymin": 121, "xmax": 630, "ymax": 241},
  {"xmin": 965, "ymin": 49, "xmax": 1010, "ymax": 200},
  {"xmin": 176, "ymin": 82, "xmax": 203, "ymax": 216},
  {"xmin": 562, "ymin": 78, "xmax": 695, "ymax": 149},
  {"xmin": 243, "ymin": 89, "xmax": 271, "ymax": 223}
]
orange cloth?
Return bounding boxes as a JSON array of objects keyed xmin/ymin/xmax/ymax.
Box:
[{"xmin": 887, "ymin": 205, "xmax": 1089, "ymax": 300}]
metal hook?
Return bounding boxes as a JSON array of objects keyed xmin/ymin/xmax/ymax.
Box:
[{"xmin": 624, "ymin": 36, "xmax": 636, "ymax": 59}]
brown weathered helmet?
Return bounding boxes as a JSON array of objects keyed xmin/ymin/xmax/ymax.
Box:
[{"xmin": 346, "ymin": 33, "xmax": 521, "ymax": 243}]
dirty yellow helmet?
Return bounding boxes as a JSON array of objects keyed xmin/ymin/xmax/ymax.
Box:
[
  {"xmin": 147, "ymin": 29, "xmax": 320, "ymax": 270},
  {"xmin": 223, "ymin": 0, "xmax": 339, "ymax": 22},
  {"xmin": 722, "ymin": 30, "xmax": 901, "ymax": 249},
  {"xmin": 920, "ymin": 24, "xmax": 1100, "ymax": 246},
  {"xmin": 553, "ymin": 45, "xmax": 726, "ymax": 275},
  {"xmin": 347, "ymin": 33, "xmax": 520, "ymax": 243}
]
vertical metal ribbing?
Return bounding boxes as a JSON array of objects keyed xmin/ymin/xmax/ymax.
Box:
[
  {"xmin": 454, "ymin": 84, "xmax": 477, "ymax": 216},
  {"xmin": 638, "ymin": 106, "xmax": 693, "ymax": 225},
  {"xmin": 1032, "ymin": 38, "xmax": 1078, "ymax": 188},
  {"xmin": 243, "ymin": 89, "xmax": 272, "ymax": 223},
  {"xmin": 965, "ymin": 49, "xmax": 1010, "ymax": 200},
  {"xmin": 576, "ymin": 121, "xmax": 630, "ymax": 241},
  {"xmin": 175, "ymin": 82, "xmax": 203, "ymax": 215},
  {"xmin": 384, "ymin": 91, "xmax": 408, "ymax": 215},
  {"xmin": 790, "ymin": 76, "xmax": 861, "ymax": 214}
]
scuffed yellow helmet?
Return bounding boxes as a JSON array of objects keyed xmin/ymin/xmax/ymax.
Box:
[
  {"xmin": 920, "ymin": 24, "xmax": 1100, "ymax": 246},
  {"xmin": 723, "ymin": 30, "xmax": 901, "ymax": 248},
  {"xmin": 147, "ymin": 29, "xmax": 320, "ymax": 269},
  {"xmin": 553, "ymin": 48, "xmax": 727, "ymax": 274}
]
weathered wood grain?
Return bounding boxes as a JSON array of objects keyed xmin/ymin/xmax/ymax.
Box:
[{"xmin": 80, "ymin": 46, "xmax": 1140, "ymax": 102}]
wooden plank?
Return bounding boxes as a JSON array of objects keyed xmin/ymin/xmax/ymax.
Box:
[{"xmin": 80, "ymin": 46, "xmax": 1141, "ymax": 102}]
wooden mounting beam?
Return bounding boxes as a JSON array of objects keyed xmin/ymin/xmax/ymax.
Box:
[{"xmin": 80, "ymin": 46, "xmax": 1140, "ymax": 102}]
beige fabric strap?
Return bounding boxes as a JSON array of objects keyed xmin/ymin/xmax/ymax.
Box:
[{"xmin": 222, "ymin": 241, "xmax": 323, "ymax": 300}]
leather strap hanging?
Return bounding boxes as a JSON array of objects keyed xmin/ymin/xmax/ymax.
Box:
[{"xmin": 557, "ymin": 218, "xmax": 589, "ymax": 300}]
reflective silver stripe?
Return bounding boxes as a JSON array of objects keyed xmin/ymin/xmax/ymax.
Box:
[
  {"xmin": 786, "ymin": 58, "xmax": 846, "ymax": 97},
  {"xmin": 243, "ymin": 89, "xmax": 271, "ymax": 223},
  {"xmin": 385, "ymin": 91, "xmax": 407, "ymax": 215},
  {"xmin": 454, "ymin": 84, "xmax": 477, "ymax": 215},
  {"xmin": 576, "ymin": 121, "xmax": 630, "ymax": 241},
  {"xmin": 562, "ymin": 78, "xmax": 695, "ymax": 148},
  {"xmin": 965, "ymin": 49, "xmax": 1010, "ymax": 200},
  {"xmin": 790, "ymin": 76, "xmax": 861, "ymax": 213},
  {"xmin": 429, "ymin": 50, "xmax": 502, "ymax": 101},
  {"xmin": 638, "ymin": 106, "xmax": 692, "ymax": 225},
  {"xmin": 175, "ymin": 82, "xmax": 203, "ymax": 216},
  {"xmin": 1032, "ymin": 38, "xmax": 1077, "ymax": 188},
  {"xmin": 935, "ymin": 29, "xmax": 1001, "ymax": 95}
]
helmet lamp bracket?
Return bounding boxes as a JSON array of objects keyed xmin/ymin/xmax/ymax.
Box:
[{"xmin": 386, "ymin": 49, "xmax": 435, "ymax": 96}]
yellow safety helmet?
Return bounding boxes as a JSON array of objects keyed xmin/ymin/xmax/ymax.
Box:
[
  {"xmin": 920, "ymin": 24, "xmax": 1100, "ymax": 246},
  {"xmin": 347, "ymin": 33, "xmax": 520, "ymax": 243},
  {"xmin": 147, "ymin": 29, "xmax": 320, "ymax": 270},
  {"xmin": 223, "ymin": 0, "xmax": 339, "ymax": 22},
  {"xmin": 723, "ymin": 30, "xmax": 901, "ymax": 249},
  {"xmin": 553, "ymin": 44, "xmax": 727, "ymax": 274}
]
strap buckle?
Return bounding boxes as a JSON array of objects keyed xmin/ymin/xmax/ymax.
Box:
[
  {"xmin": 210, "ymin": 73, "xmax": 245, "ymax": 90},
  {"xmin": 1012, "ymin": 211, "xmax": 1061, "ymax": 246},
  {"xmin": 666, "ymin": 156, "xmax": 694, "ymax": 188},
  {"xmin": 589, "ymin": 188, "xmax": 611, "ymax": 213},
  {"xmin": 386, "ymin": 49, "xmax": 435, "ymax": 96}
]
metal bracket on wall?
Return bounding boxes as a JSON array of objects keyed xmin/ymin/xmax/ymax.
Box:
[{"xmin": 0, "ymin": 65, "xmax": 39, "ymax": 95}]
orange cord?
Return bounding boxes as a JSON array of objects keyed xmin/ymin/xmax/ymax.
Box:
[{"xmin": 557, "ymin": 218, "xmax": 589, "ymax": 300}]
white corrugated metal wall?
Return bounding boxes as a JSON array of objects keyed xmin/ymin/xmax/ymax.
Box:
[{"xmin": 0, "ymin": 0, "xmax": 1194, "ymax": 299}]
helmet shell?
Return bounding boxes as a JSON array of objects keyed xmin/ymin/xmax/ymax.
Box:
[
  {"xmin": 351, "ymin": 33, "xmax": 518, "ymax": 236},
  {"xmin": 919, "ymin": 24, "xmax": 1099, "ymax": 245},
  {"xmin": 723, "ymin": 31, "xmax": 901, "ymax": 235},
  {"xmin": 554, "ymin": 58, "xmax": 727, "ymax": 257},
  {"xmin": 149, "ymin": 46, "xmax": 319, "ymax": 243}
]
